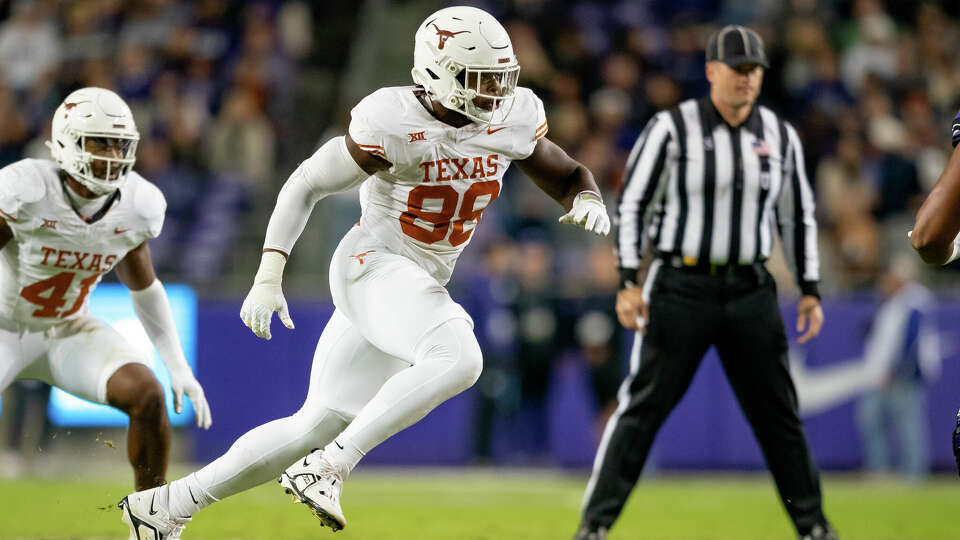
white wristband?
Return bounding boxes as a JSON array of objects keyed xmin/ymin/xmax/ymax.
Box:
[{"xmin": 254, "ymin": 251, "xmax": 287, "ymax": 285}]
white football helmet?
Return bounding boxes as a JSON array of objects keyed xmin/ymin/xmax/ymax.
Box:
[
  {"xmin": 46, "ymin": 87, "xmax": 140, "ymax": 196},
  {"xmin": 411, "ymin": 6, "xmax": 520, "ymax": 125}
]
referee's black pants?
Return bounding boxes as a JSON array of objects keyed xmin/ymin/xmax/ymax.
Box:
[{"xmin": 580, "ymin": 261, "xmax": 827, "ymax": 535}]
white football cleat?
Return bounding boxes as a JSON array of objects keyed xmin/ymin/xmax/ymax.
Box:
[
  {"xmin": 279, "ymin": 449, "xmax": 346, "ymax": 531},
  {"xmin": 118, "ymin": 485, "xmax": 191, "ymax": 540}
]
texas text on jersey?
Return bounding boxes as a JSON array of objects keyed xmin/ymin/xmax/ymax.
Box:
[
  {"xmin": 349, "ymin": 85, "xmax": 548, "ymax": 284},
  {"xmin": 0, "ymin": 158, "xmax": 165, "ymax": 331}
]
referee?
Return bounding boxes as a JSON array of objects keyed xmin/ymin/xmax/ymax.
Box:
[{"xmin": 575, "ymin": 26, "xmax": 838, "ymax": 540}]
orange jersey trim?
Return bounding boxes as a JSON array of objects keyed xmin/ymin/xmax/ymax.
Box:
[
  {"xmin": 357, "ymin": 143, "xmax": 386, "ymax": 157},
  {"xmin": 535, "ymin": 120, "xmax": 549, "ymax": 139},
  {"xmin": 0, "ymin": 207, "xmax": 17, "ymax": 222}
]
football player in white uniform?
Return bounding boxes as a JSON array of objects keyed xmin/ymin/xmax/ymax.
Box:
[
  {"xmin": 0, "ymin": 87, "xmax": 211, "ymax": 491},
  {"xmin": 119, "ymin": 6, "xmax": 609, "ymax": 538}
]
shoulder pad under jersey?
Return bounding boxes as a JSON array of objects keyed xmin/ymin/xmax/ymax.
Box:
[
  {"xmin": 129, "ymin": 172, "xmax": 167, "ymax": 237},
  {"xmin": 508, "ymin": 87, "xmax": 548, "ymax": 160},
  {"xmin": 0, "ymin": 159, "xmax": 49, "ymax": 202},
  {"xmin": 0, "ymin": 159, "xmax": 50, "ymax": 220},
  {"xmin": 348, "ymin": 87, "xmax": 420, "ymax": 163}
]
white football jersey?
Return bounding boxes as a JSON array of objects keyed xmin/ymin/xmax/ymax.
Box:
[
  {"xmin": 349, "ymin": 85, "xmax": 548, "ymax": 284},
  {"xmin": 0, "ymin": 159, "xmax": 165, "ymax": 331}
]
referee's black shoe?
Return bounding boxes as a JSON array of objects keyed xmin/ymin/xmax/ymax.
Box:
[
  {"xmin": 799, "ymin": 523, "xmax": 840, "ymax": 540},
  {"xmin": 573, "ymin": 525, "xmax": 608, "ymax": 540}
]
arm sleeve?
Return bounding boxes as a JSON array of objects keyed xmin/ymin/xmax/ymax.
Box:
[
  {"xmin": 775, "ymin": 122, "xmax": 821, "ymax": 298},
  {"xmin": 616, "ymin": 112, "xmax": 673, "ymax": 289},
  {"xmin": 262, "ymin": 136, "xmax": 369, "ymax": 254},
  {"xmin": 129, "ymin": 279, "xmax": 190, "ymax": 373}
]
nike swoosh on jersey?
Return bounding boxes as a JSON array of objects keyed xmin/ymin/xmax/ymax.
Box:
[
  {"xmin": 114, "ymin": 227, "xmax": 130, "ymax": 234},
  {"xmin": 487, "ymin": 126, "xmax": 508, "ymax": 135}
]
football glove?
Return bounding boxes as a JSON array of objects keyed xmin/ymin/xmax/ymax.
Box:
[
  {"xmin": 240, "ymin": 251, "xmax": 294, "ymax": 340},
  {"xmin": 558, "ymin": 190, "xmax": 611, "ymax": 236},
  {"xmin": 167, "ymin": 364, "xmax": 212, "ymax": 429}
]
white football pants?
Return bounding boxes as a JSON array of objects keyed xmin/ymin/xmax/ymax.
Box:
[
  {"xmin": 188, "ymin": 226, "xmax": 482, "ymax": 500},
  {"xmin": 0, "ymin": 315, "xmax": 148, "ymax": 404}
]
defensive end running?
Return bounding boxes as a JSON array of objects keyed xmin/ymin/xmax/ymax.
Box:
[{"xmin": 120, "ymin": 5, "xmax": 609, "ymax": 537}]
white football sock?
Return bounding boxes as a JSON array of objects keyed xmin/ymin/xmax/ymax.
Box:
[
  {"xmin": 168, "ymin": 408, "xmax": 348, "ymax": 515},
  {"xmin": 321, "ymin": 437, "xmax": 364, "ymax": 478},
  {"xmin": 167, "ymin": 473, "xmax": 217, "ymax": 518}
]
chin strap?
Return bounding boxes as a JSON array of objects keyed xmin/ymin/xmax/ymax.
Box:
[{"xmin": 60, "ymin": 175, "xmax": 121, "ymax": 224}]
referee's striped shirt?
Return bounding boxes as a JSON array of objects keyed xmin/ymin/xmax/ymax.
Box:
[{"xmin": 617, "ymin": 97, "xmax": 820, "ymax": 297}]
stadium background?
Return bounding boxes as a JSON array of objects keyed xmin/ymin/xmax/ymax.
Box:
[{"xmin": 1, "ymin": 1, "xmax": 960, "ymax": 539}]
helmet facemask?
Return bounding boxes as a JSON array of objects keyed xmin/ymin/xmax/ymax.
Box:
[
  {"xmin": 453, "ymin": 64, "xmax": 519, "ymax": 124},
  {"xmin": 69, "ymin": 134, "xmax": 139, "ymax": 196}
]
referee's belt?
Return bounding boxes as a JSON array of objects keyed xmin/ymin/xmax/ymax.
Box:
[{"xmin": 658, "ymin": 253, "xmax": 763, "ymax": 278}]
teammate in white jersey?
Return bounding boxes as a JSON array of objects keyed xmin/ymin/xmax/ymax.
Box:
[
  {"xmin": 119, "ymin": 6, "xmax": 609, "ymax": 538},
  {"xmin": 0, "ymin": 88, "xmax": 211, "ymax": 491}
]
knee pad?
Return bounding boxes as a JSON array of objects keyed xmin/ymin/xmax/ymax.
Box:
[{"xmin": 415, "ymin": 318, "xmax": 483, "ymax": 394}]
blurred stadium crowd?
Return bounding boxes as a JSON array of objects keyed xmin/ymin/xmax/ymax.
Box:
[
  {"xmin": 0, "ymin": 0, "xmax": 957, "ymax": 292},
  {"xmin": 0, "ymin": 0, "xmax": 958, "ymax": 468},
  {"xmin": 0, "ymin": 0, "xmax": 357, "ymax": 286}
]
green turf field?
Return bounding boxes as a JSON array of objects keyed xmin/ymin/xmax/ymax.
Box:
[{"xmin": 1, "ymin": 470, "xmax": 957, "ymax": 539}]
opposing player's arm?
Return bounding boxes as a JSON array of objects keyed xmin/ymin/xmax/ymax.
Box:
[
  {"xmin": 115, "ymin": 241, "xmax": 212, "ymax": 428},
  {"xmin": 911, "ymin": 144, "xmax": 960, "ymax": 265},
  {"xmin": 0, "ymin": 217, "xmax": 13, "ymax": 250},
  {"xmin": 516, "ymin": 137, "xmax": 610, "ymax": 235}
]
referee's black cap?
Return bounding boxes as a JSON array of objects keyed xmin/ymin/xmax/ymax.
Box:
[{"xmin": 706, "ymin": 25, "xmax": 769, "ymax": 68}]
